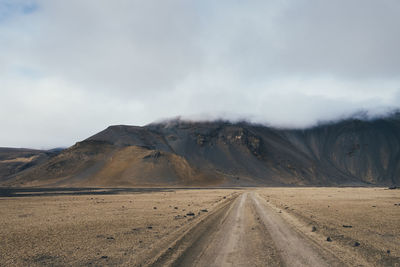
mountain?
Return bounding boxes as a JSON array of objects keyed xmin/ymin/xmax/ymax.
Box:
[
  {"xmin": 1, "ymin": 114, "xmax": 400, "ymax": 187},
  {"xmin": 0, "ymin": 147, "xmax": 62, "ymax": 182}
]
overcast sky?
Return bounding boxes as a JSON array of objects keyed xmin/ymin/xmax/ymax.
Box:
[{"xmin": 1, "ymin": 0, "xmax": 400, "ymax": 148}]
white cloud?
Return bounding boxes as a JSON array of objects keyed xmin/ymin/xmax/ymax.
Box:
[{"xmin": 0, "ymin": 0, "xmax": 399, "ymax": 148}]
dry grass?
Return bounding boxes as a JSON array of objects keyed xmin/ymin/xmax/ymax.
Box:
[
  {"xmin": 0, "ymin": 189, "xmax": 238, "ymax": 266},
  {"xmin": 256, "ymin": 187, "xmax": 400, "ymax": 266},
  {"xmin": 0, "ymin": 155, "xmax": 38, "ymax": 163},
  {"xmin": 1, "ymin": 187, "xmax": 399, "ymax": 266}
]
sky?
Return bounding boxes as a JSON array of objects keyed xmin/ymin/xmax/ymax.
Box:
[{"xmin": 1, "ymin": 0, "xmax": 400, "ymax": 148}]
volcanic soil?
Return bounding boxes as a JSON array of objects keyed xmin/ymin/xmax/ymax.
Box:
[{"xmin": 0, "ymin": 187, "xmax": 399, "ymax": 266}]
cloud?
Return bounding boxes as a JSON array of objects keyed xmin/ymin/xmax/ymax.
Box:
[{"xmin": 0, "ymin": 0, "xmax": 399, "ymax": 148}]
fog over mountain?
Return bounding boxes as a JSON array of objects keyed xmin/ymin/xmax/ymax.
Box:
[
  {"xmin": 1, "ymin": 114, "xmax": 400, "ymax": 187},
  {"xmin": 1, "ymin": 1, "xmax": 400, "ymax": 148}
]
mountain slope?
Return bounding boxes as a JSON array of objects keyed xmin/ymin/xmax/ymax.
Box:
[
  {"xmin": 0, "ymin": 148, "xmax": 61, "ymax": 182},
  {"xmin": 1, "ymin": 115, "xmax": 400, "ymax": 187}
]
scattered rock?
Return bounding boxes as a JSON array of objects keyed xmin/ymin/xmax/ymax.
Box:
[
  {"xmin": 186, "ymin": 212, "xmax": 195, "ymax": 216},
  {"xmin": 147, "ymin": 226, "xmax": 153, "ymax": 229},
  {"xmin": 153, "ymin": 207, "xmax": 157, "ymax": 209},
  {"xmin": 326, "ymin": 237, "xmax": 332, "ymax": 242},
  {"xmin": 106, "ymin": 236, "xmax": 114, "ymax": 240},
  {"xmin": 223, "ymin": 196, "xmax": 226, "ymax": 199},
  {"xmin": 388, "ymin": 186, "xmax": 398, "ymax": 190},
  {"xmin": 372, "ymin": 205, "xmax": 376, "ymax": 208},
  {"xmin": 342, "ymin": 225, "xmax": 353, "ymax": 228},
  {"xmin": 312, "ymin": 226, "xmax": 317, "ymax": 232},
  {"xmin": 174, "ymin": 207, "xmax": 178, "ymax": 209},
  {"xmin": 353, "ymin": 241, "xmax": 360, "ymax": 247},
  {"xmin": 101, "ymin": 256, "xmax": 108, "ymax": 259},
  {"xmin": 200, "ymin": 209, "xmax": 208, "ymax": 212},
  {"xmin": 387, "ymin": 250, "xmax": 391, "ymax": 254}
]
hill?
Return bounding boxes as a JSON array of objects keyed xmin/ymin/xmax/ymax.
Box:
[{"xmin": 1, "ymin": 115, "xmax": 399, "ymax": 187}]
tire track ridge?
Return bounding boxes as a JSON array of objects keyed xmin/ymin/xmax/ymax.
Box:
[
  {"xmin": 250, "ymin": 192, "xmax": 344, "ymax": 267},
  {"xmin": 146, "ymin": 192, "xmax": 241, "ymax": 267}
]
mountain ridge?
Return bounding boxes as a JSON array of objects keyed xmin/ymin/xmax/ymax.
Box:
[{"xmin": 1, "ymin": 115, "xmax": 399, "ymax": 187}]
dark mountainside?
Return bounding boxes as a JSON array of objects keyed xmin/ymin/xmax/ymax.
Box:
[
  {"xmin": 0, "ymin": 148, "xmax": 61, "ymax": 181},
  {"xmin": 1, "ymin": 115, "xmax": 400, "ymax": 187}
]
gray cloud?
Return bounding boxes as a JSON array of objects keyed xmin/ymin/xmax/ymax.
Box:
[{"xmin": 0, "ymin": 0, "xmax": 399, "ymax": 148}]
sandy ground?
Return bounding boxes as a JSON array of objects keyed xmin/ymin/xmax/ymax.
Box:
[
  {"xmin": 0, "ymin": 188, "xmax": 239, "ymax": 266},
  {"xmin": 256, "ymin": 187, "xmax": 400, "ymax": 267},
  {"xmin": 0, "ymin": 187, "xmax": 399, "ymax": 266}
]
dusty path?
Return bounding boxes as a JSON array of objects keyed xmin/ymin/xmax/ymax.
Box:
[
  {"xmin": 151, "ymin": 191, "xmax": 343, "ymax": 267},
  {"xmin": 250, "ymin": 193, "xmax": 341, "ymax": 267}
]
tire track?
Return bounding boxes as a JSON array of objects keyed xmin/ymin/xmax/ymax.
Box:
[
  {"xmin": 250, "ymin": 192, "xmax": 343, "ymax": 267},
  {"xmin": 151, "ymin": 191, "xmax": 344, "ymax": 266}
]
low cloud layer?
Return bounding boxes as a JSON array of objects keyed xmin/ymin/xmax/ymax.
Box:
[{"xmin": 1, "ymin": 0, "xmax": 400, "ymax": 148}]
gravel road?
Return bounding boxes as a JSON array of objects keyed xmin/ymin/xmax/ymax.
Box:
[{"xmin": 151, "ymin": 192, "xmax": 344, "ymax": 266}]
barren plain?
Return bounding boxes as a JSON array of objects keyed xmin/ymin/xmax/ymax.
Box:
[{"xmin": 0, "ymin": 187, "xmax": 399, "ymax": 266}]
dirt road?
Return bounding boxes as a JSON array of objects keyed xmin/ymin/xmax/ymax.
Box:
[{"xmin": 151, "ymin": 192, "xmax": 344, "ymax": 266}]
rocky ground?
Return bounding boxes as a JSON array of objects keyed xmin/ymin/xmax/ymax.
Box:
[{"xmin": 0, "ymin": 187, "xmax": 399, "ymax": 266}]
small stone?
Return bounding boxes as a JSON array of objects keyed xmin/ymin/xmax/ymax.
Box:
[
  {"xmin": 312, "ymin": 226, "xmax": 317, "ymax": 232},
  {"xmin": 342, "ymin": 225, "xmax": 353, "ymax": 228},
  {"xmin": 223, "ymin": 196, "xmax": 226, "ymax": 199},
  {"xmin": 326, "ymin": 237, "xmax": 332, "ymax": 242},
  {"xmin": 200, "ymin": 209, "xmax": 208, "ymax": 212},
  {"xmin": 174, "ymin": 207, "xmax": 178, "ymax": 209},
  {"xmin": 101, "ymin": 256, "xmax": 108, "ymax": 259},
  {"xmin": 353, "ymin": 241, "xmax": 360, "ymax": 247},
  {"xmin": 153, "ymin": 207, "xmax": 157, "ymax": 209},
  {"xmin": 147, "ymin": 226, "xmax": 153, "ymax": 229},
  {"xmin": 387, "ymin": 250, "xmax": 391, "ymax": 254},
  {"xmin": 186, "ymin": 212, "xmax": 195, "ymax": 216}
]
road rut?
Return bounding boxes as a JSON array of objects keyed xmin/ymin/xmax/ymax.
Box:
[{"xmin": 151, "ymin": 192, "xmax": 344, "ymax": 266}]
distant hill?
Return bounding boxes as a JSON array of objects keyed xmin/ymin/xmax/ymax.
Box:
[
  {"xmin": 0, "ymin": 147, "xmax": 62, "ymax": 182},
  {"xmin": 1, "ymin": 114, "xmax": 399, "ymax": 187}
]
